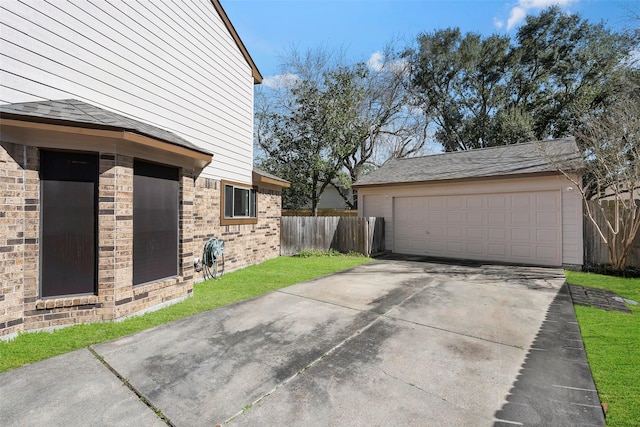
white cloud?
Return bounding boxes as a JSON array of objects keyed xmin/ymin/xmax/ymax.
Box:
[
  {"xmin": 507, "ymin": 6, "xmax": 527, "ymax": 30},
  {"xmin": 367, "ymin": 51, "xmax": 409, "ymax": 75},
  {"xmin": 496, "ymin": 0, "xmax": 578, "ymax": 31},
  {"xmin": 261, "ymin": 73, "xmax": 300, "ymax": 89},
  {"xmin": 520, "ymin": 0, "xmax": 574, "ymax": 8},
  {"xmin": 368, "ymin": 51, "xmax": 385, "ymax": 72}
]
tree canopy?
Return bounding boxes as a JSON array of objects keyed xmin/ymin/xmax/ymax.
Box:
[
  {"xmin": 406, "ymin": 6, "xmax": 636, "ymax": 151},
  {"xmin": 255, "ymin": 48, "xmax": 428, "ymax": 212}
]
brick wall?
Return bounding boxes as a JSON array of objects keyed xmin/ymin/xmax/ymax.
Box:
[
  {"xmin": 0, "ymin": 142, "xmax": 38, "ymax": 337},
  {"xmin": 1, "ymin": 142, "xmax": 25, "ymax": 335},
  {"xmin": 192, "ymin": 177, "xmax": 282, "ymax": 278},
  {"xmin": 0, "ymin": 142, "xmax": 283, "ymax": 339}
]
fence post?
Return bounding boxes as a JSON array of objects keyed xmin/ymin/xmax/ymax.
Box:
[{"xmin": 364, "ymin": 217, "xmax": 370, "ymax": 257}]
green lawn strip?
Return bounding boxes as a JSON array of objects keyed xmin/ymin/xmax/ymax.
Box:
[
  {"xmin": 0, "ymin": 255, "xmax": 371, "ymax": 373},
  {"xmin": 565, "ymin": 271, "xmax": 640, "ymax": 427}
]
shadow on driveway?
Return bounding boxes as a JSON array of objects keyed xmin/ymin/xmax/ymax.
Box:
[
  {"xmin": 0, "ymin": 259, "xmax": 605, "ymax": 427},
  {"xmin": 494, "ymin": 285, "xmax": 605, "ymax": 426}
]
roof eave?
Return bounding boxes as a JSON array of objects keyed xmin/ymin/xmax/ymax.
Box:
[
  {"xmin": 252, "ymin": 169, "xmax": 290, "ymax": 188},
  {"xmin": 0, "ymin": 113, "xmax": 212, "ymax": 157},
  {"xmin": 211, "ymin": 0, "xmax": 263, "ymax": 84},
  {"xmin": 0, "ymin": 116, "xmax": 213, "ymax": 170},
  {"xmin": 353, "ymin": 170, "xmax": 575, "ymax": 188}
]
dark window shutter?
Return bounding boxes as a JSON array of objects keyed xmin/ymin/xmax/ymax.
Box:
[{"xmin": 133, "ymin": 160, "xmax": 179, "ymax": 285}]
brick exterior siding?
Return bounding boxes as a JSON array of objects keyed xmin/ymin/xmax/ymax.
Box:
[
  {"xmin": 0, "ymin": 142, "xmax": 283, "ymax": 339},
  {"xmin": 0, "ymin": 142, "xmax": 38, "ymax": 336},
  {"xmin": 193, "ymin": 177, "xmax": 282, "ymax": 275}
]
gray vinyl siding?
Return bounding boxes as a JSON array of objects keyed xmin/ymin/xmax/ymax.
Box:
[{"xmin": 0, "ymin": 0, "xmax": 255, "ymax": 183}]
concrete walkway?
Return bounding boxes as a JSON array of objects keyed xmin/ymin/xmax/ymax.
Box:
[{"xmin": 0, "ymin": 259, "xmax": 604, "ymax": 426}]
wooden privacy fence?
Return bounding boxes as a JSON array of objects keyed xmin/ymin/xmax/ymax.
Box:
[
  {"xmin": 282, "ymin": 209, "xmax": 358, "ymax": 217},
  {"xmin": 583, "ymin": 200, "xmax": 640, "ymax": 268},
  {"xmin": 281, "ymin": 216, "xmax": 385, "ymax": 256}
]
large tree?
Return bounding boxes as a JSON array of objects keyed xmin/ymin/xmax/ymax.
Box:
[
  {"xmin": 513, "ymin": 7, "xmax": 634, "ymax": 140},
  {"xmin": 406, "ymin": 6, "xmax": 635, "ymax": 151},
  {"xmin": 255, "ymin": 53, "xmax": 367, "ymax": 213},
  {"xmin": 407, "ymin": 29, "xmax": 517, "ymax": 151},
  {"xmin": 335, "ymin": 48, "xmax": 429, "ymax": 208},
  {"xmin": 256, "ymin": 48, "xmax": 429, "ymax": 212},
  {"xmin": 540, "ymin": 70, "xmax": 639, "ymax": 270}
]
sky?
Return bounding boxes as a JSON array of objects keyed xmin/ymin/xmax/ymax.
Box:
[{"xmin": 221, "ymin": 0, "xmax": 637, "ymax": 82}]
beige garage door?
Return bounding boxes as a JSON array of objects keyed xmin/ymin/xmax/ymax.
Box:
[{"xmin": 394, "ymin": 191, "xmax": 562, "ymax": 266}]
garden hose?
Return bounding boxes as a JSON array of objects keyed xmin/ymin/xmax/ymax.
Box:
[{"xmin": 202, "ymin": 237, "xmax": 225, "ymax": 280}]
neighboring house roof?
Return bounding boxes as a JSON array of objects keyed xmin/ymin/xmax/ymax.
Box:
[
  {"xmin": 253, "ymin": 167, "xmax": 290, "ymax": 188},
  {"xmin": 0, "ymin": 99, "xmax": 212, "ymax": 156},
  {"xmin": 211, "ymin": 0, "xmax": 262, "ymax": 84},
  {"xmin": 354, "ymin": 138, "xmax": 583, "ymax": 187},
  {"xmin": 323, "ymin": 178, "xmax": 351, "ymax": 188}
]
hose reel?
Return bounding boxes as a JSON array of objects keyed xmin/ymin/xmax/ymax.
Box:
[{"xmin": 201, "ymin": 237, "xmax": 225, "ymax": 280}]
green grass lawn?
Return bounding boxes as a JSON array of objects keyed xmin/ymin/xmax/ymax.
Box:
[
  {"xmin": 0, "ymin": 255, "xmax": 371, "ymax": 373},
  {"xmin": 565, "ymin": 271, "xmax": 640, "ymax": 427}
]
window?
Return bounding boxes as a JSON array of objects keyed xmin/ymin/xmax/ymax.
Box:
[
  {"xmin": 40, "ymin": 150, "xmax": 98, "ymax": 297},
  {"xmin": 133, "ymin": 160, "xmax": 179, "ymax": 285},
  {"xmin": 221, "ymin": 181, "xmax": 257, "ymax": 225}
]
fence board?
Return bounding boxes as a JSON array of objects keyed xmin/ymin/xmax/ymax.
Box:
[
  {"xmin": 583, "ymin": 200, "xmax": 640, "ymax": 268},
  {"xmin": 281, "ymin": 216, "xmax": 385, "ymax": 256}
]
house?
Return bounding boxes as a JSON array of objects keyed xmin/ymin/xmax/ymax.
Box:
[
  {"xmin": 316, "ymin": 184, "xmax": 354, "ymax": 210},
  {"xmin": 0, "ymin": 1, "xmax": 288, "ymax": 339},
  {"xmin": 354, "ymin": 138, "xmax": 584, "ymax": 268},
  {"xmin": 310, "ymin": 180, "xmax": 356, "ymax": 210}
]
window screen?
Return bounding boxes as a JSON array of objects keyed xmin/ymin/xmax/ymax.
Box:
[
  {"xmin": 133, "ymin": 160, "xmax": 179, "ymax": 285},
  {"xmin": 40, "ymin": 150, "xmax": 98, "ymax": 297}
]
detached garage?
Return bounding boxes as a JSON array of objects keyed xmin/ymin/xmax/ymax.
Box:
[{"xmin": 355, "ymin": 138, "xmax": 584, "ymax": 268}]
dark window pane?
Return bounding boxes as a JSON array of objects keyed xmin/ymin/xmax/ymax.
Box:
[
  {"xmin": 224, "ymin": 184, "xmax": 257, "ymax": 219},
  {"xmin": 224, "ymin": 185, "xmax": 234, "ymax": 218},
  {"xmin": 233, "ymin": 187, "xmax": 249, "ymax": 217},
  {"xmin": 133, "ymin": 160, "xmax": 178, "ymax": 285}
]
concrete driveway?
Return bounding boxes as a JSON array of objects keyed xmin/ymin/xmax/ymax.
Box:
[{"xmin": 0, "ymin": 259, "xmax": 604, "ymax": 426}]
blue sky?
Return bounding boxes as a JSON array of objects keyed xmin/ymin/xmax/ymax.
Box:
[{"xmin": 222, "ymin": 0, "xmax": 636, "ymax": 80}]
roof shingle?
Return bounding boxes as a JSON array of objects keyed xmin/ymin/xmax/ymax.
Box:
[{"xmin": 354, "ymin": 138, "xmax": 582, "ymax": 186}]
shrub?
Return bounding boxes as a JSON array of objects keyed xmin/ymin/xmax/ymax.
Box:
[{"xmin": 294, "ymin": 249, "xmax": 364, "ymax": 258}]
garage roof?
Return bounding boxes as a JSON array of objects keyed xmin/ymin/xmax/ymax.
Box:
[
  {"xmin": 354, "ymin": 138, "xmax": 582, "ymax": 187},
  {"xmin": 0, "ymin": 99, "xmax": 212, "ymax": 156}
]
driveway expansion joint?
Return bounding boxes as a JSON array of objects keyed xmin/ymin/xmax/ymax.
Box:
[
  {"xmin": 385, "ymin": 314, "xmax": 527, "ymax": 350},
  {"xmin": 377, "ymin": 365, "xmax": 494, "ymax": 422},
  {"xmin": 275, "ymin": 289, "xmax": 365, "ymax": 313},
  {"xmin": 378, "ymin": 366, "xmax": 431, "ymax": 394},
  {"xmin": 87, "ymin": 346, "xmax": 175, "ymax": 426}
]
